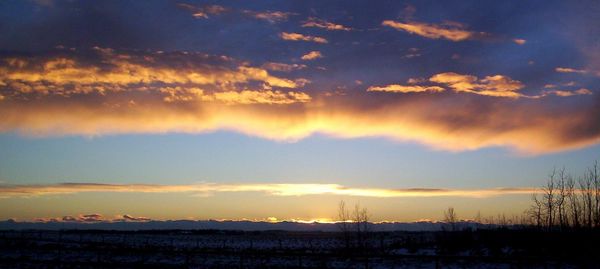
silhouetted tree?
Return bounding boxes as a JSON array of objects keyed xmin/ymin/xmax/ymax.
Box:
[
  {"xmin": 444, "ymin": 207, "xmax": 457, "ymax": 231},
  {"xmin": 543, "ymin": 169, "xmax": 557, "ymax": 229},
  {"xmin": 336, "ymin": 200, "xmax": 352, "ymax": 249},
  {"xmin": 353, "ymin": 202, "xmax": 371, "ymax": 250},
  {"xmin": 566, "ymin": 175, "xmax": 581, "ymax": 228}
]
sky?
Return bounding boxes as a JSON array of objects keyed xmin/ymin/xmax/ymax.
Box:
[{"xmin": 0, "ymin": 0, "xmax": 599, "ymax": 223}]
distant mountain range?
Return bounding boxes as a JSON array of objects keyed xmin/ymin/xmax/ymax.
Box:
[{"xmin": 0, "ymin": 219, "xmax": 490, "ymax": 231}]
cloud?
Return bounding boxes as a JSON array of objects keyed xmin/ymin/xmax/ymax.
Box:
[
  {"xmin": 544, "ymin": 88, "xmax": 593, "ymax": 97},
  {"xmin": 367, "ymin": 85, "xmax": 445, "ymax": 93},
  {"xmin": 300, "ymin": 51, "xmax": 323, "ymax": 61},
  {"xmin": 555, "ymin": 67, "xmax": 588, "ymax": 74},
  {"xmin": 177, "ymin": 3, "xmax": 227, "ymax": 19},
  {"xmin": 0, "ymin": 48, "xmax": 302, "ymax": 95},
  {"xmin": 429, "ymin": 72, "xmax": 525, "ymax": 98},
  {"xmin": 159, "ymin": 87, "xmax": 311, "ymax": 104},
  {"xmin": 302, "ymin": 17, "xmax": 352, "ymax": 31},
  {"xmin": 382, "ymin": 20, "xmax": 480, "ymax": 41},
  {"xmin": 280, "ymin": 32, "xmax": 328, "ymax": 44},
  {"xmin": 1, "ymin": 49, "xmax": 600, "ymax": 153},
  {"xmin": 0, "ymin": 182, "xmax": 536, "ymax": 199},
  {"xmin": 262, "ymin": 62, "xmax": 307, "ymax": 72},
  {"xmin": 243, "ymin": 10, "xmax": 295, "ymax": 23},
  {"xmin": 119, "ymin": 214, "xmax": 151, "ymax": 222},
  {"xmin": 79, "ymin": 213, "xmax": 103, "ymax": 222}
]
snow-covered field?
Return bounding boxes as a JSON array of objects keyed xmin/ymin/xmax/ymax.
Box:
[{"xmin": 0, "ymin": 230, "xmax": 585, "ymax": 268}]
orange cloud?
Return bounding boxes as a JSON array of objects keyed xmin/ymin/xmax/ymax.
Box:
[
  {"xmin": 367, "ymin": 85, "xmax": 445, "ymax": 93},
  {"xmin": 302, "ymin": 17, "xmax": 352, "ymax": 31},
  {"xmin": 300, "ymin": 51, "xmax": 323, "ymax": 61},
  {"xmin": 280, "ymin": 32, "xmax": 328, "ymax": 44},
  {"xmin": 0, "ymin": 182, "xmax": 536, "ymax": 199},
  {"xmin": 382, "ymin": 20, "xmax": 477, "ymax": 41}
]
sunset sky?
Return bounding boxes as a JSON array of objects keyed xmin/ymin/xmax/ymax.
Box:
[{"xmin": 1, "ymin": 0, "xmax": 599, "ymax": 222}]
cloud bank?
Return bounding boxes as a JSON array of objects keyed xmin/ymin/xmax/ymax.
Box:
[{"xmin": 1, "ymin": 49, "xmax": 599, "ymax": 153}]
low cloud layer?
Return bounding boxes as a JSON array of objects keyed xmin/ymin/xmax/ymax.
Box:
[{"xmin": 0, "ymin": 182, "xmax": 536, "ymax": 199}]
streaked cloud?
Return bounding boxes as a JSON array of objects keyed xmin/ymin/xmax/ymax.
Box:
[
  {"xmin": 382, "ymin": 20, "xmax": 479, "ymax": 41},
  {"xmin": 243, "ymin": 10, "xmax": 295, "ymax": 23},
  {"xmin": 300, "ymin": 51, "xmax": 323, "ymax": 61},
  {"xmin": 280, "ymin": 32, "xmax": 328, "ymax": 44},
  {"xmin": 555, "ymin": 67, "xmax": 588, "ymax": 74},
  {"xmin": 0, "ymin": 182, "xmax": 536, "ymax": 199},
  {"xmin": 367, "ymin": 84, "xmax": 444, "ymax": 93},
  {"xmin": 177, "ymin": 3, "xmax": 227, "ymax": 19},
  {"xmin": 302, "ymin": 17, "xmax": 352, "ymax": 31}
]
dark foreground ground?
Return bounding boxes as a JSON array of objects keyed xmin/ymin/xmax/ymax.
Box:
[{"xmin": 0, "ymin": 229, "xmax": 598, "ymax": 268}]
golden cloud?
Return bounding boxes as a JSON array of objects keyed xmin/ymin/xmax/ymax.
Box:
[
  {"xmin": 429, "ymin": 72, "xmax": 525, "ymax": 98},
  {"xmin": 302, "ymin": 17, "xmax": 352, "ymax": 31},
  {"xmin": 367, "ymin": 85, "xmax": 445, "ymax": 93},
  {"xmin": 0, "ymin": 182, "xmax": 536, "ymax": 199},
  {"xmin": 280, "ymin": 32, "xmax": 328, "ymax": 44},
  {"xmin": 300, "ymin": 51, "xmax": 323, "ymax": 61},
  {"xmin": 382, "ymin": 20, "xmax": 476, "ymax": 41}
]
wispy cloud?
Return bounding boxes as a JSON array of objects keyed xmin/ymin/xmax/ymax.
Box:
[
  {"xmin": 177, "ymin": 3, "xmax": 227, "ymax": 19},
  {"xmin": 280, "ymin": 32, "xmax": 328, "ymax": 44},
  {"xmin": 543, "ymin": 88, "xmax": 593, "ymax": 97},
  {"xmin": 243, "ymin": 10, "xmax": 295, "ymax": 23},
  {"xmin": 0, "ymin": 182, "xmax": 536, "ymax": 199},
  {"xmin": 555, "ymin": 67, "xmax": 588, "ymax": 74},
  {"xmin": 302, "ymin": 17, "xmax": 352, "ymax": 31},
  {"xmin": 382, "ymin": 20, "xmax": 481, "ymax": 41}
]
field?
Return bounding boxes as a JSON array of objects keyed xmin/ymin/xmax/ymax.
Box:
[{"xmin": 0, "ymin": 229, "xmax": 596, "ymax": 268}]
